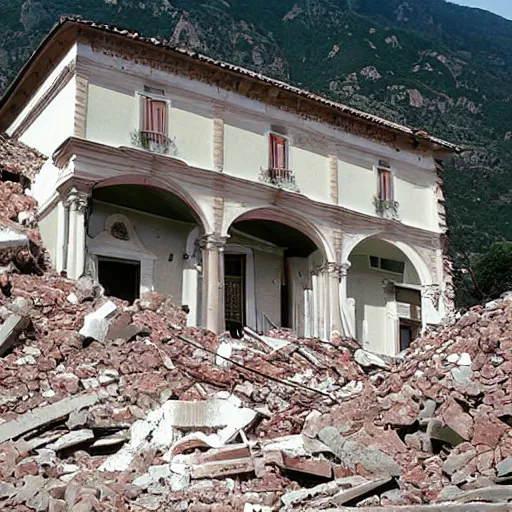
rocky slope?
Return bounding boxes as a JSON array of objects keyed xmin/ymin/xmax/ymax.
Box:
[{"xmin": 1, "ymin": 0, "xmax": 512, "ymax": 257}]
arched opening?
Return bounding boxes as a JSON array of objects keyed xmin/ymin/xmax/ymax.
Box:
[
  {"xmin": 87, "ymin": 183, "xmax": 205, "ymax": 312},
  {"xmin": 226, "ymin": 210, "xmax": 328, "ymax": 337},
  {"xmin": 346, "ymin": 237, "xmax": 426, "ymax": 355}
]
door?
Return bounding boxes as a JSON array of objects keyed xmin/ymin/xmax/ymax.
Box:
[
  {"xmin": 97, "ymin": 257, "xmax": 140, "ymax": 304},
  {"xmin": 224, "ymin": 254, "xmax": 246, "ymax": 337}
]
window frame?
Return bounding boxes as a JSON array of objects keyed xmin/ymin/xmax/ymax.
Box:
[
  {"xmin": 268, "ymin": 131, "xmax": 290, "ymax": 170},
  {"xmin": 368, "ymin": 255, "xmax": 404, "ymax": 275},
  {"xmin": 375, "ymin": 160, "xmax": 394, "ymax": 202},
  {"xmin": 136, "ymin": 90, "xmax": 171, "ymax": 138}
]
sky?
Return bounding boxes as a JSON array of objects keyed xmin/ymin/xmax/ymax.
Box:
[{"xmin": 451, "ymin": 0, "xmax": 512, "ymax": 20}]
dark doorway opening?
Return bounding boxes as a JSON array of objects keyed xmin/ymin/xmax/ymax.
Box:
[
  {"xmin": 98, "ymin": 257, "xmax": 140, "ymax": 304},
  {"xmin": 224, "ymin": 254, "xmax": 246, "ymax": 338},
  {"xmin": 281, "ymin": 256, "xmax": 291, "ymax": 329},
  {"xmin": 399, "ymin": 320, "xmax": 420, "ymax": 352}
]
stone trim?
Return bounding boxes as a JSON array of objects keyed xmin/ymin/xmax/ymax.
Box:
[
  {"xmin": 12, "ymin": 61, "xmax": 76, "ymax": 139},
  {"xmin": 213, "ymin": 117, "xmax": 224, "ymax": 171},
  {"xmin": 75, "ymin": 74, "xmax": 89, "ymax": 138},
  {"xmin": 328, "ymin": 155, "xmax": 339, "ymax": 204},
  {"xmin": 85, "ymin": 31, "xmax": 446, "ymax": 153}
]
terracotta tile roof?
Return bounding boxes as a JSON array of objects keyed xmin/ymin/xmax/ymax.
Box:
[
  {"xmin": 0, "ymin": 16, "xmax": 459, "ymax": 153},
  {"xmin": 0, "ymin": 132, "xmax": 45, "ymax": 182}
]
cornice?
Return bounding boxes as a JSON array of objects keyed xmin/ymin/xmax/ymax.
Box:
[
  {"xmin": 12, "ymin": 61, "xmax": 76, "ymax": 139},
  {"xmin": 53, "ymin": 137, "xmax": 443, "ymax": 250}
]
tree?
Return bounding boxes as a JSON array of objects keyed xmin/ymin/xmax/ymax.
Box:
[{"xmin": 473, "ymin": 241, "xmax": 512, "ymax": 300}]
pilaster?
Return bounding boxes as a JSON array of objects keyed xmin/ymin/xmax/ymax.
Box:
[
  {"xmin": 200, "ymin": 233, "xmax": 229, "ymax": 333},
  {"xmin": 65, "ymin": 187, "xmax": 90, "ymax": 279},
  {"xmin": 328, "ymin": 155, "xmax": 339, "ymax": 205},
  {"xmin": 213, "ymin": 102, "xmax": 225, "ymax": 172}
]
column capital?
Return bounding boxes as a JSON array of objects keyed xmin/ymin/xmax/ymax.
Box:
[
  {"xmin": 199, "ymin": 233, "xmax": 229, "ymax": 250},
  {"xmin": 339, "ymin": 261, "xmax": 352, "ymax": 277},
  {"xmin": 64, "ymin": 187, "xmax": 90, "ymax": 213},
  {"xmin": 326, "ymin": 262, "xmax": 342, "ymax": 276}
]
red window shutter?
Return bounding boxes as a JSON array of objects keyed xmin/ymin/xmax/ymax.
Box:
[
  {"xmin": 379, "ymin": 169, "xmax": 392, "ymax": 200},
  {"xmin": 270, "ymin": 134, "xmax": 287, "ymax": 169},
  {"xmin": 142, "ymin": 96, "xmax": 151, "ymax": 132},
  {"xmin": 151, "ymin": 100, "xmax": 167, "ymax": 135}
]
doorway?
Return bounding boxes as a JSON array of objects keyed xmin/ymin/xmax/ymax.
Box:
[
  {"xmin": 97, "ymin": 256, "xmax": 141, "ymax": 304},
  {"xmin": 399, "ymin": 320, "xmax": 420, "ymax": 352},
  {"xmin": 224, "ymin": 254, "xmax": 246, "ymax": 338}
]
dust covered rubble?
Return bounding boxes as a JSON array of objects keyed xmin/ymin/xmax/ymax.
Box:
[
  {"xmin": 1, "ymin": 274, "xmax": 512, "ymax": 511},
  {"xmin": 2, "ymin": 136, "xmax": 512, "ymax": 510}
]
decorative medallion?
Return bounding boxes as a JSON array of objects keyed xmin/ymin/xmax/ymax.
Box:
[{"xmin": 111, "ymin": 221, "xmax": 129, "ymax": 241}]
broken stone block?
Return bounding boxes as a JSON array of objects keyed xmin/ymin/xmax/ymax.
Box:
[
  {"xmin": 441, "ymin": 399, "xmax": 473, "ymax": 441},
  {"xmin": 133, "ymin": 464, "xmax": 172, "ymax": 489},
  {"xmin": 0, "ymin": 393, "xmax": 99, "ymax": 443},
  {"xmin": 497, "ymin": 456, "xmax": 512, "ymax": 477},
  {"xmin": 0, "ymin": 313, "xmax": 30, "ymax": 356},
  {"xmin": 443, "ymin": 448, "xmax": 476, "ymax": 476},
  {"xmin": 47, "ymin": 429, "xmax": 95, "ymax": 451},
  {"xmin": 427, "ymin": 419, "xmax": 465, "ymax": 447},
  {"xmin": 98, "ymin": 368, "xmax": 119, "ymax": 385},
  {"xmin": 48, "ymin": 497, "xmax": 67, "ymax": 512},
  {"xmin": 319, "ymin": 426, "xmax": 402, "ymax": 476},
  {"xmin": 354, "ymin": 349, "xmax": 390, "ymax": 369},
  {"xmin": 451, "ymin": 365, "xmax": 473, "ymax": 386},
  {"xmin": 190, "ymin": 457, "xmax": 254, "ymax": 479},
  {"xmin": 281, "ymin": 453, "xmax": 332, "ymax": 478},
  {"xmin": 328, "ymin": 477, "xmax": 392, "ymax": 506},
  {"xmin": 79, "ymin": 301, "xmax": 117, "ymax": 342}
]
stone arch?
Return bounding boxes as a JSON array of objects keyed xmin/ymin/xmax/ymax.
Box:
[
  {"xmin": 93, "ymin": 174, "xmax": 211, "ymax": 234},
  {"xmin": 224, "ymin": 206, "xmax": 335, "ymax": 262},
  {"xmin": 342, "ymin": 233, "xmax": 433, "ymax": 286}
]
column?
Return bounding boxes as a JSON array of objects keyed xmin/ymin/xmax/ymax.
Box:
[
  {"xmin": 326, "ymin": 262, "xmax": 342, "ymax": 336},
  {"xmin": 74, "ymin": 191, "xmax": 89, "ymax": 279},
  {"xmin": 339, "ymin": 262, "xmax": 356, "ymax": 339},
  {"xmin": 55, "ymin": 200, "xmax": 68, "ymax": 273},
  {"xmin": 200, "ymin": 234, "xmax": 228, "ymax": 333},
  {"xmin": 65, "ymin": 188, "xmax": 90, "ymax": 279},
  {"xmin": 65, "ymin": 189, "xmax": 78, "ymax": 277}
]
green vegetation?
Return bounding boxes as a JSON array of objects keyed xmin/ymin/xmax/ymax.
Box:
[{"xmin": 0, "ymin": 0, "xmax": 511, "ymax": 301}]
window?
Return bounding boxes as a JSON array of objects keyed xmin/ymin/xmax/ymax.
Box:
[
  {"xmin": 369, "ymin": 255, "xmax": 404, "ymax": 274},
  {"xmin": 269, "ymin": 133, "xmax": 288, "ymax": 170},
  {"xmin": 378, "ymin": 167, "xmax": 393, "ymax": 201},
  {"xmin": 141, "ymin": 95, "xmax": 168, "ymax": 140}
]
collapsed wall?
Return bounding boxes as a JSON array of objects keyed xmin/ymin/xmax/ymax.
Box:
[{"xmin": 1, "ymin": 134, "xmax": 512, "ymax": 511}]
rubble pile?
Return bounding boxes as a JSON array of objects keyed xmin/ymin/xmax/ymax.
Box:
[
  {"xmin": 2, "ymin": 135, "xmax": 512, "ymax": 511},
  {"xmin": 0, "ymin": 273, "xmax": 511, "ymax": 511},
  {"xmin": 0, "ymin": 133, "xmax": 46, "ymax": 274}
]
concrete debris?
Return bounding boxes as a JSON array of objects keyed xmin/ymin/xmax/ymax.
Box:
[
  {"xmin": 79, "ymin": 300, "xmax": 117, "ymax": 342},
  {"xmin": 354, "ymin": 349, "xmax": 391, "ymax": 369},
  {"xmin": 1, "ymin": 166, "xmax": 512, "ymax": 510},
  {"xmin": 0, "ymin": 314, "xmax": 30, "ymax": 356},
  {"xmin": 46, "ymin": 429, "xmax": 95, "ymax": 451},
  {"xmin": 0, "ymin": 394, "xmax": 99, "ymax": 443}
]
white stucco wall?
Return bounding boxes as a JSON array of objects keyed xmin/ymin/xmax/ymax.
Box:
[
  {"xmin": 86, "ymin": 84, "xmax": 134, "ymax": 148},
  {"xmin": 18, "ymin": 78, "xmax": 76, "ymax": 157},
  {"xmin": 347, "ymin": 239, "xmax": 421, "ymax": 355},
  {"xmin": 88, "ymin": 201, "xmax": 194, "ymax": 301},
  {"xmin": 7, "ymin": 45, "xmax": 77, "ymax": 141},
  {"xmin": 254, "ymin": 250, "xmax": 282, "ymax": 330},
  {"xmin": 347, "ymin": 265, "xmax": 389, "ymax": 355},
  {"xmin": 171, "ymin": 107, "xmax": 213, "ymax": 169},
  {"xmin": 38, "ymin": 204, "xmax": 59, "ymax": 266},
  {"xmin": 224, "ymin": 123, "xmax": 267, "ymax": 181},
  {"xmin": 338, "ymin": 159, "xmax": 376, "ymax": 216},
  {"xmin": 291, "ymin": 147, "xmax": 330, "ymax": 203},
  {"xmin": 395, "ymin": 177, "xmax": 436, "ymax": 230}
]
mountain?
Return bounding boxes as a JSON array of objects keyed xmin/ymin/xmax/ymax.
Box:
[{"xmin": 1, "ymin": 0, "xmax": 512, "ymax": 260}]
